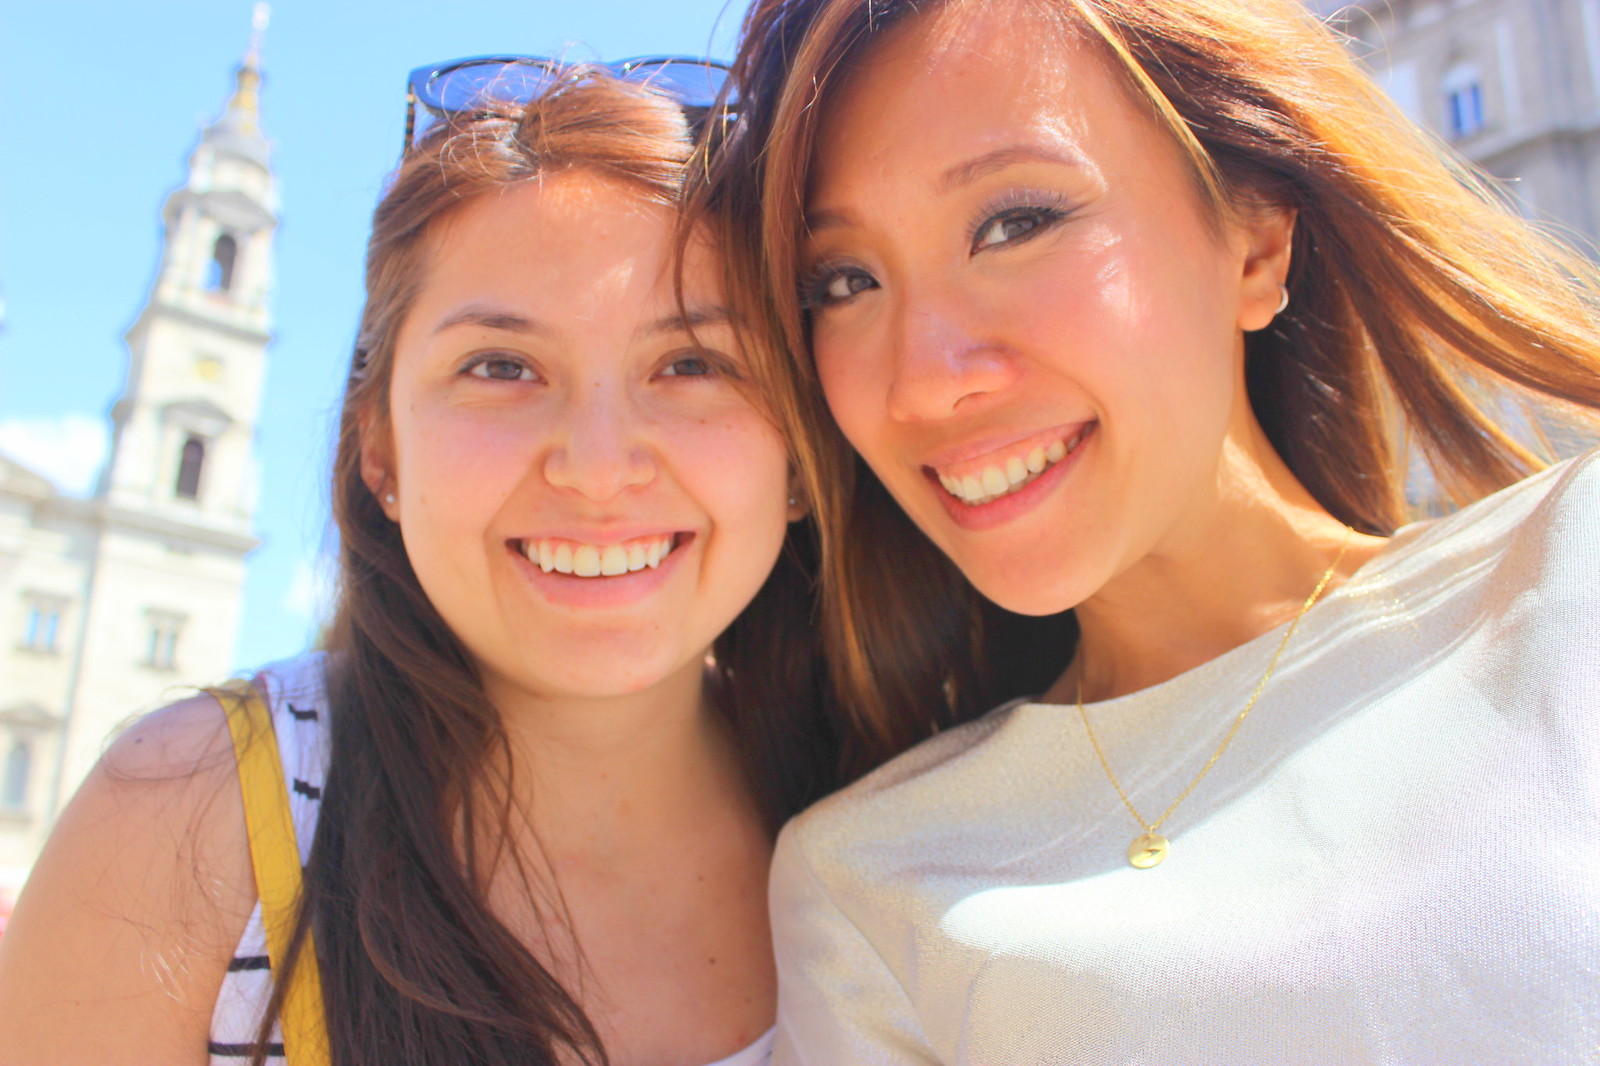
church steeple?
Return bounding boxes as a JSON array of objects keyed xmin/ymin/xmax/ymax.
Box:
[
  {"xmin": 99, "ymin": 5, "xmax": 275, "ymax": 536},
  {"xmin": 222, "ymin": 4, "xmax": 269, "ymax": 136}
]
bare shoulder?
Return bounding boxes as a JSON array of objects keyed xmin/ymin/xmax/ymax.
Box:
[{"xmin": 0, "ymin": 692, "xmax": 256, "ymax": 1066}]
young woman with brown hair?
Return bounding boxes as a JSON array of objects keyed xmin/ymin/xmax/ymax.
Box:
[
  {"xmin": 700, "ymin": 0, "xmax": 1600, "ymax": 1060},
  {"xmin": 0, "ymin": 66, "xmax": 862, "ymax": 1066}
]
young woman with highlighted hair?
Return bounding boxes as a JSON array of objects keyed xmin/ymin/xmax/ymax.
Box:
[
  {"xmin": 0, "ymin": 66, "xmax": 880, "ymax": 1066},
  {"xmin": 700, "ymin": 0, "xmax": 1600, "ymax": 1060}
]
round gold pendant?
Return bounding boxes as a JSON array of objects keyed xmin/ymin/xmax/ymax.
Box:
[{"xmin": 1128, "ymin": 832, "xmax": 1169, "ymax": 868}]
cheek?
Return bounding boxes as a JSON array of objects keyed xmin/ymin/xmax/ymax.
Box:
[
  {"xmin": 674, "ymin": 408, "xmax": 792, "ymax": 557},
  {"xmin": 685, "ymin": 410, "xmax": 791, "ymax": 513},
  {"xmin": 814, "ymin": 330, "xmax": 885, "ymax": 452},
  {"xmin": 1019, "ymin": 230, "xmax": 1236, "ymax": 431},
  {"xmin": 397, "ymin": 400, "xmax": 537, "ymax": 499},
  {"xmin": 391, "ymin": 402, "xmax": 541, "ymax": 583}
]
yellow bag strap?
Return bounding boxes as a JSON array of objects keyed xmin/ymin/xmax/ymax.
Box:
[{"xmin": 220, "ymin": 680, "xmax": 332, "ymax": 1066}]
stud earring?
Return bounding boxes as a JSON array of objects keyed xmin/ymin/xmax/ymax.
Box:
[
  {"xmin": 788, "ymin": 495, "xmax": 798, "ymax": 508},
  {"xmin": 1275, "ymin": 284, "xmax": 1290, "ymax": 316},
  {"xmin": 384, "ymin": 492, "xmax": 395, "ymax": 505}
]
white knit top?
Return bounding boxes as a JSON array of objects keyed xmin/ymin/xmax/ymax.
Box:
[{"xmin": 770, "ymin": 449, "xmax": 1600, "ymax": 1064}]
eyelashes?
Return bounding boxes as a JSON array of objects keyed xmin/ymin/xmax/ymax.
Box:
[
  {"xmin": 655, "ymin": 349, "xmax": 746, "ymax": 382},
  {"xmin": 967, "ymin": 194, "xmax": 1074, "ymax": 253},
  {"xmin": 463, "ymin": 352, "xmax": 539, "ymax": 382},
  {"xmin": 798, "ymin": 263, "xmax": 878, "ymax": 311},
  {"xmin": 801, "ymin": 190, "xmax": 1078, "ymax": 311}
]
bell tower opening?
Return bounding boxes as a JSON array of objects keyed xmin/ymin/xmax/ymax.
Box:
[
  {"xmin": 207, "ymin": 233, "xmax": 238, "ymax": 292},
  {"xmin": 175, "ymin": 435, "xmax": 206, "ymax": 499}
]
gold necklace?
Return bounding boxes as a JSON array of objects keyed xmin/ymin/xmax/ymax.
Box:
[{"xmin": 1075, "ymin": 529, "xmax": 1353, "ymax": 869}]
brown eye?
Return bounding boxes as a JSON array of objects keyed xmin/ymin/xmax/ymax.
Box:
[
  {"xmin": 975, "ymin": 213, "xmax": 1039, "ymax": 248},
  {"xmin": 971, "ymin": 202, "xmax": 1071, "ymax": 254},
  {"xmin": 661, "ymin": 357, "xmax": 710, "ymax": 377},
  {"xmin": 804, "ymin": 265, "xmax": 879, "ymax": 309},
  {"xmin": 467, "ymin": 356, "xmax": 534, "ymax": 381}
]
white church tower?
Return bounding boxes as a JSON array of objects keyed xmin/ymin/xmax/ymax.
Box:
[
  {"xmin": 103, "ymin": 8, "xmax": 273, "ymax": 535},
  {"xmin": 0, "ymin": 7, "xmax": 274, "ymax": 896}
]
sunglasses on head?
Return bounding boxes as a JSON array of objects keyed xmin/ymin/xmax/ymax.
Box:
[{"xmin": 402, "ymin": 54, "xmax": 737, "ymax": 155}]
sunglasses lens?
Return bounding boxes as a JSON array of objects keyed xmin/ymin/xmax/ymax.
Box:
[
  {"xmin": 428, "ymin": 60, "xmax": 558, "ymax": 112},
  {"xmin": 621, "ymin": 59, "xmax": 735, "ymax": 109}
]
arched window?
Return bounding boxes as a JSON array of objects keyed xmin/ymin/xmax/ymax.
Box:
[
  {"xmin": 207, "ymin": 233, "xmax": 238, "ymax": 292},
  {"xmin": 175, "ymin": 435, "xmax": 205, "ymax": 499},
  {"xmin": 2, "ymin": 741, "xmax": 30, "ymax": 810}
]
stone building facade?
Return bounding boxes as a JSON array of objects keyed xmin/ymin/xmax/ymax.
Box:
[
  {"xmin": 0, "ymin": 36, "xmax": 274, "ymax": 898},
  {"xmin": 1316, "ymin": 0, "xmax": 1600, "ymax": 248}
]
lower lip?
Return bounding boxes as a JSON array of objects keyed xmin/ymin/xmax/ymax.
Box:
[
  {"xmin": 508, "ymin": 536, "xmax": 691, "ymax": 609},
  {"xmin": 928, "ymin": 426, "xmax": 1094, "ymax": 531}
]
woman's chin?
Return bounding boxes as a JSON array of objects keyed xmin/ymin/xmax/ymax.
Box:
[{"xmin": 963, "ymin": 565, "xmax": 1086, "ymax": 618}]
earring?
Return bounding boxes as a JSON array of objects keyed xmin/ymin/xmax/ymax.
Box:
[
  {"xmin": 788, "ymin": 495, "xmax": 798, "ymax": 507},
  {"xmin": 1275, "ymin": 284, "xmax": 1290, "ymax": 316},
  {"xmin": 384, "ymin": 492, "xmax": 395, "ymax": 505}
]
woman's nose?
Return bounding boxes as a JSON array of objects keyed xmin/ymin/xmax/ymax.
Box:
[
  {"xmin": 541, "ymin": 387, "xmax": 656, "ymax": 500},
  {"xmin": 884, "ymin": 288, "xmax": 1018, "ymax": 423}
]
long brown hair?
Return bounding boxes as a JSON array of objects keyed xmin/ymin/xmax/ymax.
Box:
[
  {"xmin": 253, "ymin": 71, "xmax": 842, "ymax": 1066},
  {"xmin": 697, "ymin": 0, "xmax": 1600, "ymax": 757}
]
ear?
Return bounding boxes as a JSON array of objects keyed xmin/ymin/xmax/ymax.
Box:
[
  {"xmin": 786, "ymin": 469, "xmax": 811, "ymax": 523},
  {"xmin": 1236, "ymin": 203, "xmax": 1296, "ymax": 333},
  {"xmin": 358, "ymin": 408, "xmax": 400, "ymax": 522}
]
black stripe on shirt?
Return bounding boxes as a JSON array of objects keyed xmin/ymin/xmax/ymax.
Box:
[
  {"xmin": 207, "ymin": 1040, "xmax": 287, "ymax": 1057},
  {"xmin": 291, "ymin": 778, "xmax": 322, "ymax": 800},
  {"xmin": 226, "ymin": 954, "xmax": 271, "ymax": 972},
  {"xmin": 287, "ymin": 704, "xmax": 319, "ymax": 721}
]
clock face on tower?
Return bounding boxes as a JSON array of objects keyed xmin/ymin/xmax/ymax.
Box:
[{"xmin": 195, "ymin": 355, "xmax": 223, "ymax": 382}]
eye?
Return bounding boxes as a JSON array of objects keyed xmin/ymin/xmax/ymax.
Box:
[
  {"xmin": 970, "ymin": 203, "xmax": 1070, "ymax": 253},
  {"xmin": 658, "ymin": 352, "xmax": 714, "ymax": 378},
  {"xmin": 657, "ymin": 348, "xmax": 745, "ymax": 381},
  {"xmin": 465, "ymin": 354, "xmax": 537, "ymax": 382},
  {"xmin": 801, "ymin": 264, "xmax": 879, "ymax": 310}
]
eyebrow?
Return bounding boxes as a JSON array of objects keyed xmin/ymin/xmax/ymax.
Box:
[
  {"xmin": 806, "ymin": 144, "xmax": 1086, "ymax": 234},
  {"xmin": 431, "ymin": 306, "xmax": 554, "ymax": 338},
  {"xmin": 642, "ymin": 305, "xmax": 736, "ymax": 338},
  {"xmin": 937, "ymin": 144, "xmax": 1087, "ymax": 193}
]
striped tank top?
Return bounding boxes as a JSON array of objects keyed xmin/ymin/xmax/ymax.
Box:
[
  {"xmin": 205, "ymin": 652, "xmax": 775, "ymax": 1066},
  {"xmin": 208, "ymin": 653, "xmax": 330, "ymax": 1063}
]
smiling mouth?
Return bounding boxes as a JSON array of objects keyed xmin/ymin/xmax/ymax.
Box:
[
  {"xmin": 515, "ymin": 533, "xmax": 683, "ymax": 577},
  {"xmin": 930, "ymin": 423, "xmax": 1095, "ymax": 507}
]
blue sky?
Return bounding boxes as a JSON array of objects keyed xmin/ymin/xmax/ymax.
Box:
[{"xmin": 0, "ymin": 0, "xmax": 747, "ymax": 669}]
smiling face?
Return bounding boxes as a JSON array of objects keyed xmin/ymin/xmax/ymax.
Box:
[
  {"xmin": 802, "ymin": 4, "xmax": 1291, "ymax": 616},
  {"xmin": 370, "ymin": 171, "xmax": 794, "ymax": 707}
]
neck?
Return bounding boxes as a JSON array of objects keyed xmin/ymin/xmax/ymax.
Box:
[
  {"xmin": 480, "ymin": 661, "xmax": 756, "ymax": 857},
  {"xmin": 1049, "ymin": 424, "xmax": 1385, "ymax": 704}
]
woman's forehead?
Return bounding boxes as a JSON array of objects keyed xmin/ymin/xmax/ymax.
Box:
[
  {"xmin": 851, "ymin": 0, "xmax": 1086, "ymax": 83},
  {"xmin": 810, "ymin": 5, "xmax": 1138, "ymax": 190}
]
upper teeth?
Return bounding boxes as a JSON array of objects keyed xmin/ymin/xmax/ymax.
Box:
[
  {"xmin": 936, "ymin": 430, "xmax": 1087, "ymax": 506},
  {"xmin": 523, "ymin": 534, "xmax": 676, "ymax": 576}
]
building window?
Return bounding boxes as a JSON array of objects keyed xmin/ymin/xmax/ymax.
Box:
[
  {"xmin": 19, "ymin": 595, "xmax": 66, "ymax": 654},
  {"xmin": 2, "ymin": 741, "xmax": 30, "ymax": 810},
  {"xmin": 207, "ymin": 233, "xmax": 238, "ymax": 292},
  {"xmin": 175, "ymin": 435, "xmax": 205, "ymax": 499},
  {"xmin": 145, "ymin": 612, "xmax": 184, "ymax": 671},
  {"xmin": 1443, "ymin": 63, "xmax": 1486, "ymax": 138}
]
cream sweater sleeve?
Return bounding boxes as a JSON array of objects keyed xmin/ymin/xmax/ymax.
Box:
[{"xmin": 770, "ymin": 819, "xmax": 939, "ymax": 1066}]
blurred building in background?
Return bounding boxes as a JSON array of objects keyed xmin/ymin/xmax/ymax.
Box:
[
  {"xmin": 0, "ymin": 32, "xmax": 274, "ymax": 899},
  {"xmin": 1317, "ymin": 0, "xmax": 1600, "ymax": 249}
]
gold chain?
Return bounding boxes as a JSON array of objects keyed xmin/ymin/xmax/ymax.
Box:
[{"xmin": 1075, "ymin": 528, "xmax": 1354, "ymax": 868}]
